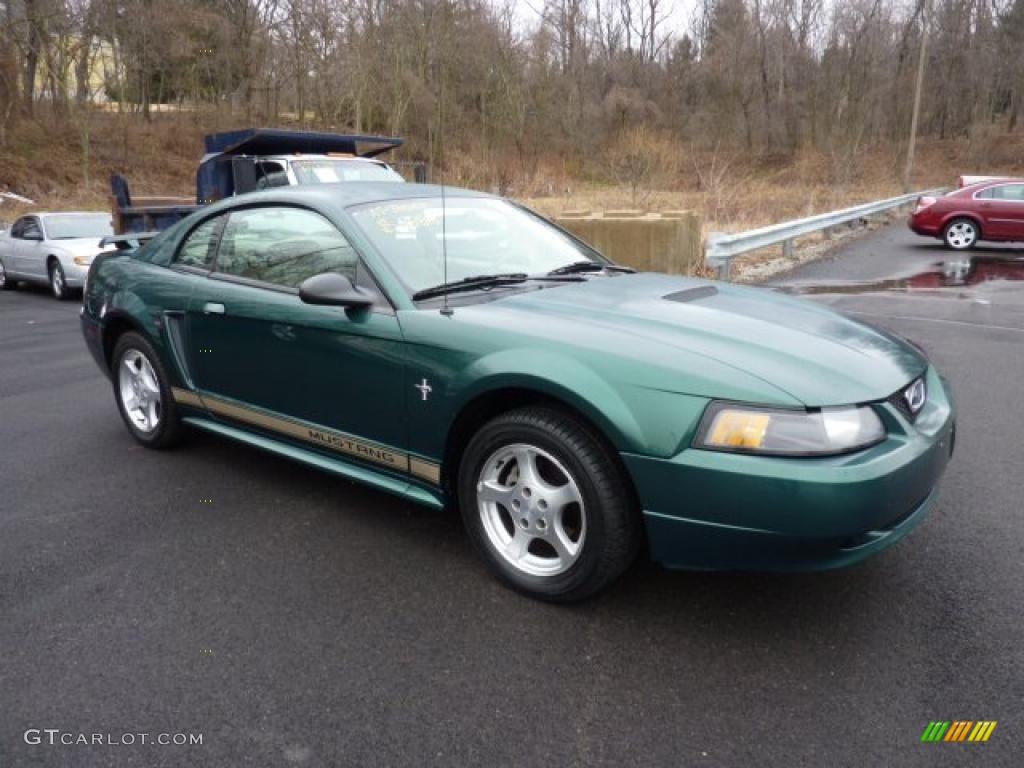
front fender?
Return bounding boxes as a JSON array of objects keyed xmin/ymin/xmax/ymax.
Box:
[
  {"xmin": 450, "ymin": 348, "xmax": 647, "ymax": 452},
  {"xmin": 442, "ymin": 348, "xmax": 710, "ymax": 459}
]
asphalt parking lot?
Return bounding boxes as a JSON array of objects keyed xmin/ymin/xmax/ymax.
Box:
[{"xmin": 1, "ymin": 223, "xmax": 1021, "ymax": 767}]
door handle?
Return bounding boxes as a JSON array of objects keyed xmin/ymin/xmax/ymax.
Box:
[{"xmin": 202, "ymin": 302, "xmax": 225, "ymax": 315}]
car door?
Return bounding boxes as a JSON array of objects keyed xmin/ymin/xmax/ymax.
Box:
[
  {"xmin": 185, "ymin": 204, "xmax": 410, "ymax": 476},
  {"xmin": 22, "ymin": 216, "xmax": 48, "ymax": 278},
  {"xmin": 9, "ymin": 216, "xmax": 43, "ymax": 277},
  {"xmin": 3, "ymin": 218, "xmax": 25, "ymax": 275},
  {"xmin": 976, "ymin": 184, "xmax": 1024, "ymax": 239}
]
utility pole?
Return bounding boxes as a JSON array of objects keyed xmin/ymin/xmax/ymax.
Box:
[{"xmin": 904, "ymin": 0, "xmax": 930, "ymax": 191}]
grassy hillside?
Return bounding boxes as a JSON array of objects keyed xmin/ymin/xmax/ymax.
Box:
[{"xmin": 2, "ymin": 110, "xmax": 1023, "ymax": 235}]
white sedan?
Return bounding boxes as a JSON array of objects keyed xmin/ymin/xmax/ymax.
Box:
[{"xmin": 0, "ymin": 212, "xmax": 114, "ymax": 299}]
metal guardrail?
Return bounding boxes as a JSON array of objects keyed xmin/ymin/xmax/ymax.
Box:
[{"xmin": 706, "ymin": 187, "xmax": 947, "ymax": 279}]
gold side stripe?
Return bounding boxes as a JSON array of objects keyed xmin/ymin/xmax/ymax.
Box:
[
  {"xmin": 171, "ymin": 388, "xmax": 441, "ymax": 484},
  {"xmin": 202, "ymin": 394, "xmax": 407, "ymax": 471},
  {"xmin": 171, "ymin": 387, "xmax": 204, "ymax": 408},
  {"xmin": 409, "ymin": 457, "xmax": 442, "ymax": 484}
]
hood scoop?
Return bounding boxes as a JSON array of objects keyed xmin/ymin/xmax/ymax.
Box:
[{"xmin": 663, "ymin": 285, "xmax": 718, "ymax": 303}]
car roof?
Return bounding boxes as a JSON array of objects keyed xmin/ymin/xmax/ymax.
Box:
[
  {"xmin": 30, "ymin": 211, "xmax": 111, "ymax": 218},
  {"xmin": 200, "ymin": 182, "xmax": 494, "ymax": 216},
  {"xmin": 284, "ymin": 155, "xmax": 390, "ymax": 165},
  {"xmin": 961, "ymin": 178, "xmax": 1024, "ymax": 192}
]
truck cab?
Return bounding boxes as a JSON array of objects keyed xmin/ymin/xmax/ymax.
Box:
[
  {"xmin": 239, "ymin": 154, "xmax": 404, "ymax": 192},
  {"xmin": 112, "ymin": 128, "xmax": 417, "ymax": 234},
  {"xmin": 196, "ymin": 129, "xmax": 411, "ymax": 202}
]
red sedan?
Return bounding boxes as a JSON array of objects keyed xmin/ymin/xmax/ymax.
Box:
[{"xmin": 909, "ymin": 178, "xmax": 1024, "ymax": 250}]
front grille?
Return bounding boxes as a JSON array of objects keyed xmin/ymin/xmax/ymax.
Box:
[
  {"xmin": 888, "ymin": 377, "xmax": 926, "ymax": 423},
  {"xmin": 888, "ymin": 389, "xmax": 917, "ymax": 422}
]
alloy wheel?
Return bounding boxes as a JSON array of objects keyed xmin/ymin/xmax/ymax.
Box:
[
  {"xmin": 476, "ymin": 443, "xmax": 587, "ymax": 577},
  {"xmin": 50, "ymin": 264, "xmax": 64, "ymax": 297},
  {"xmin": 118, "ymin": 349, "xmax": 162, "ymax": 433}
]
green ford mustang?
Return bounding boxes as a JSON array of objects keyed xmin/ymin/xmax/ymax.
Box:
[{"xmin": 81, "ymin": 183, "xmax": 955, "ymax": 601}]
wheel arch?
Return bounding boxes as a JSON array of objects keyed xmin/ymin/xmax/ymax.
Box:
[
  {"xmin": 942, "ymin": 213, "xmax": 984, "ymax": 238},
  {"xmin": 440, "ymin": 385, "xmax": 640, "ymax": 507},
  {"xmin": 100, "ymin": 311, "xmax": 148, "ymax": 370}
]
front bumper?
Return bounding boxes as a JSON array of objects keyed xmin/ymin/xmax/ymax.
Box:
[
  {"xmin": 63, "ymin": 261, "xmax": 90, "ymax": 288},
  {"xmin": 624, "ymin": 366, "xmax": 955, "ymax": 571}
]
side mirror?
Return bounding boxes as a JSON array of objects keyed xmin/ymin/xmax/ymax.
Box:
[
  {"xmin": 299, "ymin": 272, "xmax": 375, "ymax": 309},
  {"xmin": 23, "ymin": 230, "xmax": 43, "ymax": 241}
]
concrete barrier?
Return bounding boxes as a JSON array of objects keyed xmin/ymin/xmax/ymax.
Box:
[{"xmin": 554, "ymin": 210, "xmax": 703, "ymax": 275}]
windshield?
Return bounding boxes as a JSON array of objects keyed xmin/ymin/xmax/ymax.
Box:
[
  {"xmin": 291, "ymin": 158, "xmax": 404, "ymax": 184},
  {"xmin": 349, "ymin": 198, "xmax": 600, "ymax": 295},
  {"xmin": 44, "ymin": 214, "xmax": 112, "ymax": 240}
]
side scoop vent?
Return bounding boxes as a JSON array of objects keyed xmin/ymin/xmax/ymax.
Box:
[{"xmin": 663, "ymin": 285, "xmax": 718, "ymax": 303}]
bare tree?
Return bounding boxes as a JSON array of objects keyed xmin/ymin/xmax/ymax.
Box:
[{"xmin": 0, "ymin": 0, "xmax": 1022, "ymax": 195}]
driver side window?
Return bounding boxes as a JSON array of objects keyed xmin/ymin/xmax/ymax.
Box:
[
  {"xmin": 214, "ymin": 207, "xmax": 358, "ymax": 289},
  {"xmin": 14, "ymin": 217, "xmax": 40, "ymax": 239}
]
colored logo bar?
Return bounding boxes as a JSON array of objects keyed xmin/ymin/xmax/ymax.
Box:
[{"xmin": 921, "ymin": 721, "xmax": 997, "ymax": 742}]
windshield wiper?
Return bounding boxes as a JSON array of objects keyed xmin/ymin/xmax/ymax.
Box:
[
  {"xmin": 547, "ymin": 260, "xmax": 635, "ymax": 275},
  {"xmin": 412, "ymin": 273, "xmax": 529, "ymax": 301}
]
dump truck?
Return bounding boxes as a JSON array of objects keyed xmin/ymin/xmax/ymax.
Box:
[{"xmin": 110, "ymin": 128, "xmax": 419, "ymax": 234}]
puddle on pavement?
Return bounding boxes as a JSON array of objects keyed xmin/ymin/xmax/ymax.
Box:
[{"xmin": 778, "ymin": 256, "xmax": 1024, "ymax": 297}]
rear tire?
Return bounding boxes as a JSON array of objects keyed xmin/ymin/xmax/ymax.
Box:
[
  {"xmin": 0, "ymin": 260, "xmax": 15, "ymax": 290},
  {"xmin": 458, "ymin": 406, "xmax": 641, "ymax": 602},
  {"xmin": 111, "ymin": 331, "xmax": 185, "ymax": 449},
  {"xmin": 943, "ymin": 218, "xmax": 979, "ymax": 250}
]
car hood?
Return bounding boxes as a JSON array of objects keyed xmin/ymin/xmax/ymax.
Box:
[
  {"xmin": 482, "ymin": 273, "xmax": 927, "ymax": 406},
  {"xmin": 51, "ymin": 238, "xmax": 113, "ymax": 259}
]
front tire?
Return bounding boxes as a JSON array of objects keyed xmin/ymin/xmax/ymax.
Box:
[
  {"xmin": 943, "ymin": 218, "xmax": 979, "ymax": 250},
  {"xmin": 49, "ymin": 260, "xmax": 69, "ymax": 300},
  {"xmin": 458, "ymin": 406, "xmax": 641, "ymax": 602},
  {"xmin": 111, "ymin": 331, "xmax": 185, "ymax": 449}
]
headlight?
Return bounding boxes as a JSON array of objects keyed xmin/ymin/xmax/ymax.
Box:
[
  {"xmin": 696, "ymin": 402, "xmax": 885, "ymax": 456},
  {"xmin": 73, "ymin": 255, "xmax": 92, "ymax": 266}
]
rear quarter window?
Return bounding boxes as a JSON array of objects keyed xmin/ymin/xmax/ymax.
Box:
[
  {"xmin": 129, "ymin": 224, "xmax": 186, "ymax": 266},
  {"xmin": 173, "ymin": 217, "xmax": 224, "ymax": 269}
]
